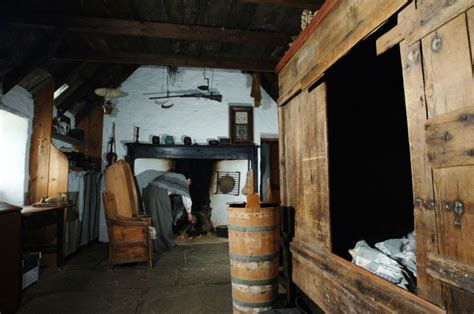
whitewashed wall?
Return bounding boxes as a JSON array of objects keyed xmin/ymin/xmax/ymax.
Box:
[
  {"xmin": 0, "ymin": 86, "xmax": 34, "ymax": 205},
  {"xmin": 99, "ymin": 66, "xmax": 278, "ymax": 240}
]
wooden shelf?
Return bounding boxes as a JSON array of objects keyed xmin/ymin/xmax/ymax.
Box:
[{"xmin": 51, "ymin": 132, "xmax": 84, "ymax": 146}]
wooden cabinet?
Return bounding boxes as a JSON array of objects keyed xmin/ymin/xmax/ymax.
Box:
[
  {"xmin": 0, "ymin": 202, "xmax": 22, "ymax": 314},
  {"xmin": 277, "ymin": 1, "xmax": 473, "ymax": 312}
]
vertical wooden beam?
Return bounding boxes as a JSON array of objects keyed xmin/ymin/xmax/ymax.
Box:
[
  {"xmin": 468, "ymin": 8, "xmax": 474, "ymax": 65},
  {"xmin": 278, "ymin": 106, "xmax": 287, "ymax": 207},
  {"xmin": 421, "ymin": 12, "xmax": 474, "ymax": 311},
  {"xmin": 400, "ymin": 40, "xmax": 443, "ymax": 306},
  {"xmin": 28, "ymin": 79, "xmax": 55, "ymax": 204},
  {"xmin": 77, "ymin": 105, "xmax": 104, "ymax": 160},
  {"xmin": 48, "ymin": 145, "xmax": 69, "ymax": 197}
]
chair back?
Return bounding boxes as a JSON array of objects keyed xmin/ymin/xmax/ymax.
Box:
[
  {"xmin": 102, "ymin": 191, "xmax": 117, "ymax": 242},
  {"xmin": 104, "ymin": 160, "xmax": 139, "ymax": 217},
  {"xmin": 102, "ymin": 192, "xmax": 117, "ymax": 221}
]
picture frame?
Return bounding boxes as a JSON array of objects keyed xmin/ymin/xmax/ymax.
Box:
[{"xmin": 229, "ymin": 105, "xmax": 254, "ymax": 144}]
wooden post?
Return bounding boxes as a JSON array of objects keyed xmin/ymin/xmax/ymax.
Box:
[{"xmin": 27, "ymin": 79, "xmax": 54, "ymax": 204}]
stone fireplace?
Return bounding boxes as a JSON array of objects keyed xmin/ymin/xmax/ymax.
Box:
[{"xmin": 126, "ymin": 142, "xmax": 258, "ymax": 228}]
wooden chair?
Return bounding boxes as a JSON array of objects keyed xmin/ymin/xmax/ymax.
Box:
[{"xmin": 102, "ymin": 191, "xmax": 152, "ymax": 269}]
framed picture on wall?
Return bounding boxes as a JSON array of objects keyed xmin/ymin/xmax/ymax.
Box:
[{"xmin": 229, "ymin": 105, "xmax": 254, "ymax": 144}]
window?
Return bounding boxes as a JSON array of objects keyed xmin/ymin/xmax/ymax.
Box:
[{"xmin": 0, "ymin": 109, "xmax": 29, "ymax": 205}]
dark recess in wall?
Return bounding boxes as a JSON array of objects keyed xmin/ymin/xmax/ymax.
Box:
[
  {"xmin": 325, "ymin": 19, "xmax": 414, "ymax": 260},
  {"xmin": 175, "ymin": 159, "xmax": 215, "ymax": 212}
]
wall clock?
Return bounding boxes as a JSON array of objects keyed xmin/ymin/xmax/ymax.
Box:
[{"xmin": 229, "ymin": 106, "xmax": 254, "ymax": 144}]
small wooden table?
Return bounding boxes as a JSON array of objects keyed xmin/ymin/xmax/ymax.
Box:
[{"xmin": 21, "ymin": 204, "xmax": 67, "ymax": 267}]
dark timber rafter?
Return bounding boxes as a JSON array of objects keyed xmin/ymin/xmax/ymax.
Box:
[
  {"xmin": 240, "ymin": 0, "xmax": 324, "ymax": 10},
  {"xmin": 7, "ymin": 16, "xmax": 292, "ymax": 45},
  {"xmin": 54, "ymin": 52, "xmax": 276, "ymax": 72},
  {"xmin": 2, "ymin": 30, "xmax": 65, "ymax": 94}
]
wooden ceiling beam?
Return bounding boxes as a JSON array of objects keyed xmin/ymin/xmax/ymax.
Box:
[
  {"xmin": 54, "ymin": 52, "xmax": 276, "ymax": 72},
  {"xmin": 56, "ymin": 65, "xmax": 106, "ymax": 112},
  {"xmin": 2, "ymin": 30, "xmax": 65, "ymax": 94},
  {"xmin": 7, "ymin": 16, "xmax": 292, "ymax": 45},
  {"xmin": 240, "ymin": 0, "xmax": 324, "ymax": 9},
  {"xmin": 54, "ymin": 63, "xmax": 100, "ymax": 110}
]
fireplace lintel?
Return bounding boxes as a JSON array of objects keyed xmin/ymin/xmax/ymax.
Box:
[{"xmin": 125, "ymin": 143, "xmax": 259, "ymax": 192}]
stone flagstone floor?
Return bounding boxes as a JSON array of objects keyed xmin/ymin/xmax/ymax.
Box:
[{"xmin": 18, "ymin": 242, "xmax": 233, "ymax": 314}]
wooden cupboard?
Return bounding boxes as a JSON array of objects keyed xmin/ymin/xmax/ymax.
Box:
[
  {"xmin": 0, "ymin": 202, "xmax": 22, "ymax": 314},
  {"xmin": 277, "ymin": 0, "xmax": 474, "ymax": 312}
]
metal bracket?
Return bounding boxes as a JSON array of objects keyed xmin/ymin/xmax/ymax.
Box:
[
  {"xmin": 445, "ymin": 200, "xmax": 464, "ymax": 228},
  {"xmin": 415, "ymin": 198, "xmax": 435, "ymax": 210}
]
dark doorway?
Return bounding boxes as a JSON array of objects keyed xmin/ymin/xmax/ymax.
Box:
[{"xmin": 260, "ymin": 138, "xmax": 280, "ymax": 203}]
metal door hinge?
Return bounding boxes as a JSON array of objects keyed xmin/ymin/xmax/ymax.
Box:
[{"xmin": 445, "ymin": 200, "xmax": 464, "ymax": 228}]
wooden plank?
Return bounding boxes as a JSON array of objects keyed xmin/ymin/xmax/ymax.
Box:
[
  {"xmin": 419, "ymin": 9, "xmax": 474, "ymax": 309},
  {"xmin": 468, "ymin": 8, "xmax": 474, "ymax": 65},
  {"xmin": 445, "ymin": 285, "xmax": 474, "ymax": 313},
  {"xmin": 278, "ymin": 0, "xmax": 407, "ymax": 99},
  {"xmin": 400, "ymin": 40, "xmax": 443, "ymax": 305},
  {"xmin": 54, "ymin": 63, "xmax": 99, "ymax": 110},
  {"xmin": 277, "ymin": 80, "xmax": 303, "ymax": 106},
  {"xmin": 433, "ymin": 165, "xmax": 474, "ymax": 264},
  {"xmin": 54, "ymin": 52, "xmax": 276, "ymax": 72},
  {"xmin": 77, "ymin": 106, "xmax": 104, "ymax": 160},
  {"xmin": 7, "ymin": 16, "xmax": 292, "ymax": 45},
  {"xmin": 276, "ymin": 0, "xmax": 337, "ymax": 73},
  {"xmin": 28, "ymin": 79, "xmax": 54, "ymax": 204},
  {"xmin": 300, "ymin": 83, "xmax": 330, "ymax": 249},
  {"xmin": 291, "ymin": 239, "xmax": 445, "ymax": 313},
  {"xmin": 17, "ymin": 68, "xmax": 53, "ymax": 95},
  {"xmin": 47, "ymin": 144, "xmax": 68, "ymax": 197},
  {"xmin": 292, "ymin": 253, "xmax": 391, "ymax": 313},
  {"xmin": 240, "ymin": 0, "xmax": 324, "ymax": 10},
  {"xmin": 376, "ymin": 24, "xmax": 403, "ymax": 56},
  {"xmin": 402, "ymin": 0, "xmax": 473, "ymax": 47},
  {"xmin": 278, "ymin": 106, "xmax": 287, "ymax": 206},
  {"xmin": 104, "ymin": 160, "xmax": 139, "ymax": 218},
  {"xmin": 425, "ymin": 105, "xmax": 474, "ymax": 168},
  {"xmin": 427, "ymin": 253, "xmax": 474, "ymax": 294},
  {"xmin": 421, "ymin": 13, "xmax": 474, "ymax": 117},
  {"xmin": 376, "ymin": 1, "xmax": 474, "ymax": 55},
  {"xmin": 281, "ymin": 84, "xmax": 329, "ymax": 247},
  {"xmin": 283, "ymin": 93, "xmax": 300, "ymax": 210}
]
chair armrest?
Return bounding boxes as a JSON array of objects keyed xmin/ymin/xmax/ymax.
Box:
[
  {"xmin": 110, "ymin": 217, "xmax": 149, "ymax": 227},
  {"xmin": 115, "ymin": 214, "xmax": 150, "ymax": 224},
  {"xmin": 137, "ymin": 217, "xmax": 152, "ymax": 225}
]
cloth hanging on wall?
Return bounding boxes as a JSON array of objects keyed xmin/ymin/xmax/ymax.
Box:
[
  {"xmin": 68, "ymin": 172, "xmax": 86, "ymax": 221},
  {"xmin": 66, "ymin": 171, "xmax": 102, "ymax": 253},
  {"xmin": 79, "ymin": 172, "xmax": 101, "ymax": 246}
]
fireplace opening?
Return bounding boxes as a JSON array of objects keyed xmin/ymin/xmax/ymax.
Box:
[
  {"xmin": 175, "ymin": 159, "xmax": 215, "ymax": 212},
  {"xmin": 174, "ymin": 159, "xmax": 216, "ymax": 236}
]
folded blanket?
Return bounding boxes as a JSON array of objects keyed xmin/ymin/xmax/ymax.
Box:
[
  {"xmin": 375, "ymin": 231, "xmax": 416, "ymax": 277},
  {"xmin": 349, "ymin": 240, "xmax": 409, "ymax": 289}
]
